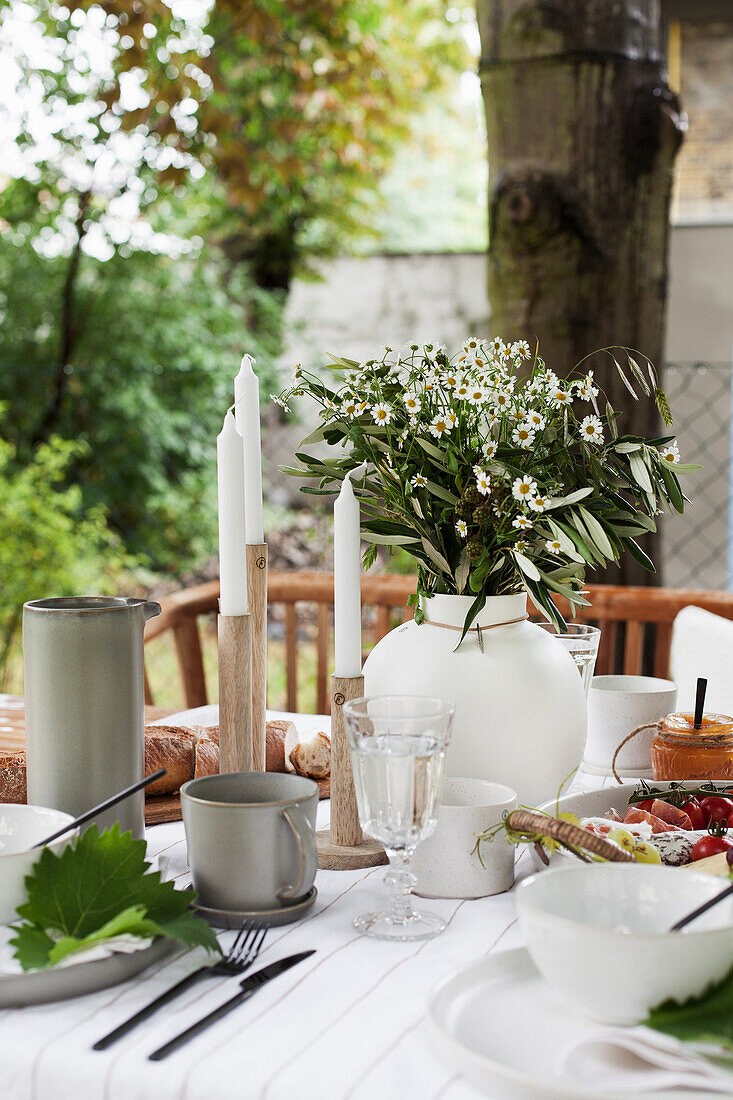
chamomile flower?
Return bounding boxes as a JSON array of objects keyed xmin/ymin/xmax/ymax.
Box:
[
  {"xmin": 455, "ymin": 382, "xmax": 470, "ymax": 400},
  {"xmin": 493, "ymin": 389, "xmax": 512, "ymax": 411},
  {"xmin": 403, "ymin": 392, "xmax": 421, "ymax": 415},
  {"xmin": 575, "ymin": 371, "xmax": 599, "ymax": 401},
  {"xmin": 446, "ymin": 409, "xmax": 458, "ymax": 428},
  {"xmin": 527, "ymin": 494, "xmax": 549, "ymax": 513},
  {"xmin": 421, "ymin": 373, "xmax": 439, "ymax": 394},
  {"xmin": 475, "ymin": 469, "xmax": 492, "ymax": 496},
  {"xmin": 579, "ymin": 415, "xmax": 604, "ymax": 445},
  {"xmin": 430, "ymin": 413, "xmax": 453, "ymax": 437},
  {"xmin": 323, "ymin": 398, "xmax": 337, "ymax": 411},
  {"xmin": 396, "ymin": 430, "xmax": 409, "ymax": 447},
  {"xmin": 660, "ymin": 440, "xmax": 680, "ymax": 463},
  {"xmin": 512, "ymin": 425, "xmax": 535, "ymax": 449},
  {"xmin": 512, "ymin": 515, "xmax": 533, "ymax": 530},
  {"xmin": 515, "ymin": 539, "xmax": 529, "ymax": 553},
  {"xmin": 489, "ymin": 336, "xmax": 506, "ymax": 356},
  {"xmin": 482, "ymin": 440, "xmax": 498, "ymax": 460},
  {"xmin": 510, "ymin": 340, "xmax": 531, "ymax": 362},
  {"xmin": 524, "ymin": 410, "xmax": 546, "ymax": 431},
  {"xmin": 545, "ymin": 539, "xmax": 563, "ymax": 555},
  {"xmin": 270, "ymin": 394, "xmax": 291, "ymax": 412},
  {"xmin": 552, "ymin": 388, "xmax": 573, "ymax": 407},
  {"xmin": 441, "ymin": 371, "xmax": 462, "ymax": 391},
  {"xmin": 463, "ymin": 337, "xmax": 481, "ymax": 355},
  {"xmin": 342, "ymin": 395, "xmax": 365, "ymax": 418},
  {"xmin": 411, "ymin": 473, "xmax": 428, "ymax": 488},
  {"xmin": 371, "ymin": 402, "xmax": 393, "ymax": 425},
  {"xmin": 456, "ymin": 519, "xmax": 469, "ymax": 538},
  {"xmin": 467, "ymin": 386, "xmax": 487, "ymax": 406},
  {"xmin": 512, "ymin": 475, "xmax": 538, "ymax": 503}
]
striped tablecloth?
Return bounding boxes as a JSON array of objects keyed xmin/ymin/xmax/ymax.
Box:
[{"xmin": 2, "ymin": 708, "xmax": 622, "ymax": 1100}]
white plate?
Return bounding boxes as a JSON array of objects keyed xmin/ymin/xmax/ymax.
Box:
[
  {"xmin": 428, "ymin": 947, "xmax": 699, "ymax": 1100},
  {"xmin": 531, "ymin": 782, "xmax": 710, "ymax": 871}
]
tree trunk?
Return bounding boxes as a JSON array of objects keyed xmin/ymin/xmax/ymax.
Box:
[{"xmin": 477, "ymin": 0, "xmax": 685, "ymax": 583}]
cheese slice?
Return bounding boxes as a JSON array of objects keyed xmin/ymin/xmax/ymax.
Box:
[{"xmin": 684, "ymin": 852, "xmax": 730, "ymax": 876}]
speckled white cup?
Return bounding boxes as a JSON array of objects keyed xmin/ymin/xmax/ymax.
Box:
[
  {"xmin": 412, "ymin": 778, "xmax": 517, "ymax": 900},
  {"xmin": 585, "ymin": 675, "xmax": 677, "ymax": 778}
]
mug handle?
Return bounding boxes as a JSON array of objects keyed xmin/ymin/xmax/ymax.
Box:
[{"xmin": 279, "ymin": 807, "xmax": 317, "ymax": 901}]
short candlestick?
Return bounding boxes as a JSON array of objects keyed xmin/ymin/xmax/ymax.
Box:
[
  {"xmin": 218, "ymin": 612, "xmax": 253, "ymax": 773},
  {"xmin": 246, "ymin": 543, "xmax": 268, "ymax": 772}
]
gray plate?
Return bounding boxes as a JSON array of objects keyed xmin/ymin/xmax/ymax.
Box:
[
  {"xmin": 0, "ymin": 937, "xmax": 173, "ymax": 1008},
  {"xmin": 191, "ymin": 886, "xmax": 318, "ymax": 929}
]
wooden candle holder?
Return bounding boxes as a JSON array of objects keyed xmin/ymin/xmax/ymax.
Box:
[
  {"xmin": 316, "ymin": 673, "xmax": 387, "ymax": 870},
  {"xmin": 246, "ymin": 543, "xmax": 268, "ymax": 772},
  {"xmin": 218, "ymin": 613, "xmax": 253, "ymax": 773}
]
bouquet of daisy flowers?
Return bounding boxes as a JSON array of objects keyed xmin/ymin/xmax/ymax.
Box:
[{"xmin": 275, "ymin": 338, "xmax": 697, "ymax": 639}]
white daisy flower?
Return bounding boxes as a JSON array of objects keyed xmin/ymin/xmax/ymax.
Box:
[
  {"xmin": 489, "ymin": 336, "xmax": 506, "ymax": 355},
  {"xmin": 545, "ymin": 539, "xmax": 563, "ymax": 555},
  {"xmin": 660, "ymin": 440, "xmax": 680, "ymax": 463},
  {"xmin": 467, "ymin": 386, "xmax": 487, "ymax": 406},
  {"xmin": 411, "ymin": 473, "xmax": 428, "ymax": 488},
  {"xmin": 456, "ymin": 519, "xmax": 468, "ymax": 538},
  {"xmin": 421, "ymin": 373, "xmax": 439, "ymax": 393},
  {"xmin": 575, "ymin": 371, "xmax": 599, "ymax": 400},
  {"xmin": 510, "ymin": 340, "xmax": 531, "ymax": 361},
  {"xmin": 493, "ymin": 390, "xmax": 512, "ymax": 410},
  {"xmin": 524, "ymin": 411, "xmax": 546, "ymax": 430},
  {"xmin": 342, "ymin": 396, "xmax": 365, "ymax": 418},
  {"xmin": 512, "ymin": 515, "xmax": 533, "ymax": 530},
  {"xmin": 396, "ymin": 430, "xmax": 408, "ymax": 447},
  {"xmin": 482, "ymin": 440, "xmax": 498, "ymax": 460},
  {"xmin": 475, "ymin": 468, "xmax": 492, "ymax": 496},
  {"xmin": 408, "ymin": 415, "xmax": 419, "ymax": 428},
  {"xmin": 323, "ymin": 398, "xmax": 337, "ymax": 411},
  {"xmin": 371, "ymin": 402, "xmax": 393, "ymax": 425},
  {"xmin": 441, "ymin": 371, "xmax": 462, "ymax": 391},
  {"xmin": 403, "ymin": 392, "xmax": 421, "ymax": 415},
  {"xmin": 579, "ymin": 415, "xmax": 604, "ymax": 445},
  {"xmin": 512, "ymin": 425, "xmax": 535, "ymax": 449},
  {"xmin": 270, "ymin": 394, "xmax": 291, "ymax": 412},
  {"xmin": 467, "ymin": 354, "xmax": 488, "ymax": 371},
  {"xmin": 552, "ymin": 388, "xmax": 573, "ymax": 407},
  {"xmin": 512, "ymin": 475, "xmax": 538, "ymax": 503},
  {"xmin": 515, "ymin": 539, "xmax": 529, "ymax": 553},
  {"xmin": 455, "ymin": 382, "xmax": 470, "ymax": 400},
  {"xmin": 446, "ymin": 409, "xmax": 458, "ymax": 427},
  {"xmin": 527, "ymin": 494, "xmax": 549, "ymax": 513},
  {"xmin": 429, "ymin": 413, "xmax": 453, "ymax": 437},
  {"xmin": 462, "ymin": 337, "xmax": 480, "ymax": 354}
]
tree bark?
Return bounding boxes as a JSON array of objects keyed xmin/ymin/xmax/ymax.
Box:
[{"xmin": 477, "ymin": 0, "xmax": 685, "ymax": 583}]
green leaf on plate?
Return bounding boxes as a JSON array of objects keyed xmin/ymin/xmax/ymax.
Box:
[
  {"xmin": 646, "ymin": 964, "xmax": 733, "ymax": 1052},
  {"xmin": 10, "ymin": 824, "xmax": 220, "ymax": 971}
]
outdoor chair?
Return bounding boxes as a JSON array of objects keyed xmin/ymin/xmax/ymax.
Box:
[{"xmin": 143, "ymin": 575, "xmax": 733, "ymax": 715}]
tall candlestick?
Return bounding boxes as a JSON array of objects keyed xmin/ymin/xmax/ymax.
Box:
[
  {"xmin": 217, "ymin": 411, "xmax": 248, "ymax": 616},
  {"xmin": 234, "ymin": 354, "xmax": 264, "ymax": 544},
  {"xmin": 334, "ymin": 468, "xmax": 364, "ymax": 678}
]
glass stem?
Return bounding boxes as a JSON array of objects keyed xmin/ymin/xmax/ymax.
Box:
[{"xmin": 384, "ymin": 849, "xmax": 416, "ymax": 925}]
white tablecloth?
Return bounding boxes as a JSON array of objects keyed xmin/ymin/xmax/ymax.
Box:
[{"xmin": 2, "ymin": 710, "xmax": 624, "ymax": 1100}]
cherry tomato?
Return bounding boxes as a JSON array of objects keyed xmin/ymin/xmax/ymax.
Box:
[
  {"xmin": 729, "ymin": 808, "xmax": 733, "ymax": 830},
  {"xmin": 699, "ymin": 796, "xmax": 733, "ymax": 828},
  {"xmin": 690, "ymin": 834, "xmax": 733, "ymax": 861},
  {"xmin": 680, "ymin": 798, "xmax": 705, "ymax": 830}
]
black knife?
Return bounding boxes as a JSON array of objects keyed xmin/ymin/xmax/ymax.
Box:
[{"xmin": 148, "ymin": 950, "xmax": 315, "ymax": 1061}]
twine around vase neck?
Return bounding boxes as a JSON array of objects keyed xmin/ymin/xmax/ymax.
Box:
[{"xmin": 422, "ymin": 613, "xmax": 528, "ymax": 653}]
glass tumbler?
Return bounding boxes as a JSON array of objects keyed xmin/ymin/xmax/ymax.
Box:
[
  {"xmin": 343, "ymin": 695, "xmax": 454, "ymax": 942},
  {"xmin": 538, "ymin": 622, "xmax": 601, "ymax": 697}
]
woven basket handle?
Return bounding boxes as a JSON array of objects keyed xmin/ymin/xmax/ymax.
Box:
[{"xmin": 506, "ymin": 809, "xmax": 635, "ymax": 863}]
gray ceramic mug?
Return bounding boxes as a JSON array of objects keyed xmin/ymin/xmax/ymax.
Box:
[{"xmin": 181, "ymin": 772, "xmax": 318, "ymax": 912}]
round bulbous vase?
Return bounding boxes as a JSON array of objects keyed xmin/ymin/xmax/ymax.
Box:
[{"xmin": 362, "ymin": 592, "xmax": 587, "ymax": 806}]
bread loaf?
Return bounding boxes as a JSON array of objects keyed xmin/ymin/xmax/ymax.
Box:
[
  {"xmin": 144, "ymin": 728, "xmax": 195, "ymax": 794},
  {"xmin": 194, "ymin": 737, "xmax": 219, "ymax": 779},
  {"xmin": 289, "ymin": 732, "xmax": 331, "ymax": 779},
  {"xmin": 0, "ymin": 752, "xmax": 27, "ymax": 803}
]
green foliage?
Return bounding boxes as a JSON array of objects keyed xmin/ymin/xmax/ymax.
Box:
[
  {"xmin": 11, "ymin": 824, "xmax": 219, "ymax": 970},
  {"xmin": 647, "ymin": 964, "xmax": 733, "ymax": 1052},
  {"xmin": 0, "ymin": 413, "xmax": 130, "ymax": 686},
  {"xmin": 0, "ymin": 237, "xmax": 282, "ymax": 570}
]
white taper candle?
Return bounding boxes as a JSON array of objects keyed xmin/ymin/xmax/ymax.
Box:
[
  {"xmin": 234, "ymin": 354, "xmax": 264, "ymax": 544},
  {"xmin": 334, "ymin": 466, "xmax": 366, "ymax": 678},
  {"xmin": 217, "ymin": 410, "xmax": 248, "ymax": 615}
]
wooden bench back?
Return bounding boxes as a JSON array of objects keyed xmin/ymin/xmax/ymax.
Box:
[{"xmin": 144, "ymin": 576, "xmax": 733, "ymax": 713}]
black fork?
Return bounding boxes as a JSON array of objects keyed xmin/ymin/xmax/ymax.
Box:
[{"xmin": 93, "ymin": 920, "xmax": 267, "ymax": 1051}]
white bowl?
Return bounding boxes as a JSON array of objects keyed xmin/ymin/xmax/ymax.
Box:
[
  {"xmin": 516, "ymin": 864, "xmax": 733, "ymax": 1025},
  {"xmin": 0, "ymin": 804, "xmax": 79, "ymax": 924}
]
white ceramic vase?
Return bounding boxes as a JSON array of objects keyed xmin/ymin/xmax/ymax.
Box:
[{"xmin": 363, "ymin": 592, "xmax": 587, "ymax": 805}]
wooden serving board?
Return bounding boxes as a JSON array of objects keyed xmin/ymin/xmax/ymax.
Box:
[{"xmin": 145, "ymin": 778, "xmax": 331, "ymax": 826}]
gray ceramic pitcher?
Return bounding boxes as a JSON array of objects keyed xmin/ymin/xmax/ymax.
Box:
[{"xmin": 23, "ymin": 597, "xmax": 161, "ymax": 838}]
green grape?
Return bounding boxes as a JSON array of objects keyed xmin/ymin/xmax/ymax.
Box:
[{"xmin": 631, "ymin": 840, "xmax": 662, "ymax": 864}]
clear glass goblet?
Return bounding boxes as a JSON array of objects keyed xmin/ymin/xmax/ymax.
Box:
[
  {"xmin": 343, "ymin": 695, "xmax": 454, "ymax": 942},
  {"xmin": 538, "ymin": 622, "xmax": 601, "ymax": 697}
]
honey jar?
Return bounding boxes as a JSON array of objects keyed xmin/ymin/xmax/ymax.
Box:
[{"xmin": 651, "ymin": 712, "xmax": 733, "ymax": 781}]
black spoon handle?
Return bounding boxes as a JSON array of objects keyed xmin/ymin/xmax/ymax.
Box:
[
  {"xmin": 34, "ymin": 768, "xmax": 166, "ymax": 848},
  {"xmin": 671, "ymin": 880, "xmax": 733, "ymax": 932}
]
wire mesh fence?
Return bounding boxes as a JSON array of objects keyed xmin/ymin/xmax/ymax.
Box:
[{"xmin": 661, "ymin": 361, "xmax": 732, "ymax": 590}]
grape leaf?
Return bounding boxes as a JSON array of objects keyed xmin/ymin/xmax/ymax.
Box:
[
  {"xmin": 646, "ymin": 964, "xmax": 733, "ymax": 1052},
  {"xmin": 10, "ymin": 824, "xmax": 219, "ymax": 970}
]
